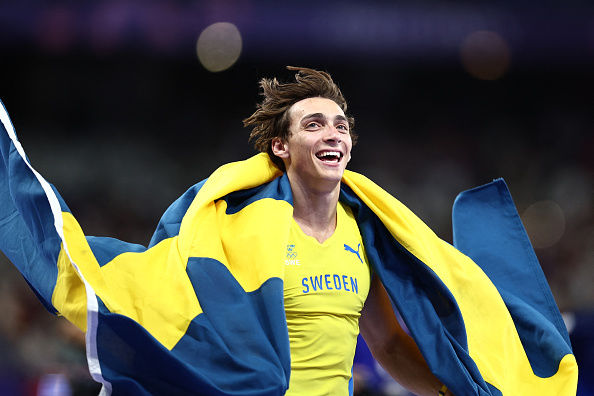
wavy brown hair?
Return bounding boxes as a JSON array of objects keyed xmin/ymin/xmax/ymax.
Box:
[{"xmin": 243, "ymin": 66, "xmax": 356, "ymax": 171}]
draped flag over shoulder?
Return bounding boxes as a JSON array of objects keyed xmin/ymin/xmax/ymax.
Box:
[
  {"xmin": 340, "ymin": 175, "xmax": 578, "ymax": 395},
  {"xmin": 0, "ymin": 100, "xmax": 578, "ymax": 395}
]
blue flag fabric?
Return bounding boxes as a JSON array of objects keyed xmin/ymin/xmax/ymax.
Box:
[
  {"xmin": 452, "ymin": 180, "xmax": 573, "ymax": 380},
  {"xmin": 0, "ymin": 100, "xmax": 578, "ymax": 395}
]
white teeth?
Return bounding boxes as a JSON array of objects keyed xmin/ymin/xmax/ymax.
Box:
[{"xmin": 317, "ymin": 151, "xmax": 341, "ymax": 158}]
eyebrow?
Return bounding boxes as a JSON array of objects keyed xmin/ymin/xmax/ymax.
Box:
[{"xmin": 300, "ymin": 113, "xmax": 349, "ymax": 124}]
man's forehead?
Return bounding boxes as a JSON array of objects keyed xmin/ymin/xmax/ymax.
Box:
[{"xmin": 289, "ymin": 97, "xmax": 345, "ymax": 120}]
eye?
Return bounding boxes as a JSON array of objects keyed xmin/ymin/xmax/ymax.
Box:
[
  {"xmin": 336, "ymin": 124, "xmax": 349, "ymax": 133},
  {"xmin": 305, "ymin": 122, "xmax": 321, "ymax": 129}
]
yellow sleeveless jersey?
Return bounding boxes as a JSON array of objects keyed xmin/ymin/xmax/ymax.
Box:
[{"xmin": 283, "ymin": 202, "xmax": 372, "ymax": 395}]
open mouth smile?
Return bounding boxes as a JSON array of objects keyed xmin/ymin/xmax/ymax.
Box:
[{"xmin": 315, "ymin": 150, "xmax": 343, "ymax": 163}]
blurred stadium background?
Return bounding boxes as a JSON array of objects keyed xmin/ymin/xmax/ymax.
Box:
[{"xmin": 1, "ymin": 1, "xmax": 593, "ymax": 395}]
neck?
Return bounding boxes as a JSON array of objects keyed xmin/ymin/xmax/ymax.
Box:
[{"xmin": 289, "ymin": 177, "xmax": 341, "ymax": 244}]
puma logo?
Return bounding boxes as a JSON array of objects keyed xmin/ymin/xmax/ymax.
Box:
[{"xmin": 344, "ymin": 243, "xmax": 363, "ymax": 264}]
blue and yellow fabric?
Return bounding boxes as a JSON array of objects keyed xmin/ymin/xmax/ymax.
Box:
[{"xmin": 0, "ymin": 100, "xmax": 578, "ymax": 395}]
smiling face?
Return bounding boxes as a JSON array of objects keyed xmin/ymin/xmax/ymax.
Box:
[{"xmin": 272, "ymin": 97, "xmax": 352, "ymax": 193}]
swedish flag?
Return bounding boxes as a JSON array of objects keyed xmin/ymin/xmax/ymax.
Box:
[{"xmin": 0, "ymin": 100, "xmax": 577, "ymax": 395}]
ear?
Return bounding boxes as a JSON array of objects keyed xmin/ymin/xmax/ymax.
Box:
[{"xmin": 271, "ymin": 137, "xmax": 289, "ymax": 159}]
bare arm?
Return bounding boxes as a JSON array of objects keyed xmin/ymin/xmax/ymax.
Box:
[{"xmin": 359, "ymin": 276, "xmax": 454, "ymax": 396}]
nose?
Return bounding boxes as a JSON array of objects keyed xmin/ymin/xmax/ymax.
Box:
[{"xmin": 324, "ymin": 125, "xmax": 342, "ymax": 142}]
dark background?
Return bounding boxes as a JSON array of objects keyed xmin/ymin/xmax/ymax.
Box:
[{"xmin": 1, "ymin": 1, "xmax": 593, "ymax": 395}]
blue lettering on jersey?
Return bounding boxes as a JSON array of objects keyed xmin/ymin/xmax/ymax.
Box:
[
  {"xmin": 311, "ymin": 275, "xmax": 324, "ymax": 291},
  {"xmin": 301, "ymin": 274, "xmax": 359, "ymax": 294},
  {"xmin": 301, "ymin": 278, "xmax": 309, "ymax": 293},
  {"xmin": 333, "ymin": 274, "xmax": 341, "ymax": 290},
  {"xmin": 351, "ymin": 277, "xmax": 358, "ymax": 294},
  {"xmin": 325, "ymin": 274, "xmax": 332, "ymax": 290}
]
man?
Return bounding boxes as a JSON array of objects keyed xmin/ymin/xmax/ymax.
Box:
[
  {"xmin": 0, "ymin": 67, "xmax": 577, "ymax": 396},
  {"xmin": 244, "ymin": 67, "xmax": 449, "ymax": 395}
]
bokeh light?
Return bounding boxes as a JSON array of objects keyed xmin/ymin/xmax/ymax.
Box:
[
  {"xmin": 196, "ymin": 22, "xmax": 242, "ymax": 72},
  {"xmin": 460, "ymin": 30, "xmax": 511, "ymax": 80},
  {"xmin": 522, "ymin": 200, "xmax": 566, "ymax": 249}
]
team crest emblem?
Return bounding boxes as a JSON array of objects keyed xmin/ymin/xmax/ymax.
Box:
[{"xmin": 286, "ymin": 244, "xmax": 298, "ymax": 259}]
